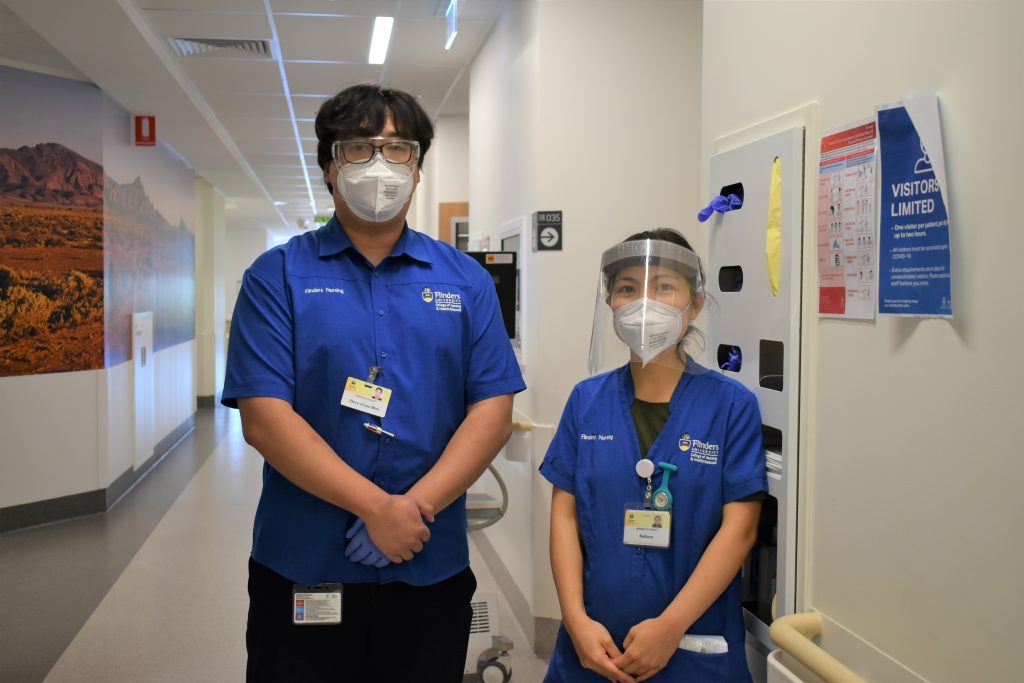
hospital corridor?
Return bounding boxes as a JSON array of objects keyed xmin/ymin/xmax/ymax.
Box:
[
  {"xmin": 1, "ymin": 1, "xmax": 1022, "ymax": 682},
  {"xmin": 0, "ymin": 407, "xmax": 550, "ymax": 681}
]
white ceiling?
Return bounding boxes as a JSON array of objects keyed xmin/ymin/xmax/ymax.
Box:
[{"xmin": 0, "ymin": 0, "xmax": 506, "ymax": 235}]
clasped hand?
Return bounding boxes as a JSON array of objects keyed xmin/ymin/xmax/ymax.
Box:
[
  {"xmin": 612, "ymin": 617, "xmax": 685, "ymax": 682},
  {"xmin": 567, "ymin": 614, "xmax": 684, "ymax": 683},
  {"xmin": 564, "ymin": 614, "xmax": 636, "ymax": 683},
  {"xmin": 345, "ymin": 494, "xmax": 433, "ymax": 566}
]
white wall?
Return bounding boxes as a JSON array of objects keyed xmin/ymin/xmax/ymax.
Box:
[
  {"xmin": 98, "ymin": 360, "xmax": 133, "ymax": 487},
  {"xmin": 436, "ymin": 115, "xmax": 470, "ymax": 204},
  {"xmin": 0, "ymin": 342, "xmax": 196, "ymax": 509},
  {"xmin": 0, "ymin": 371, "xmax": 102, "ymax": 507},
  {"xmin": 415, "ymin": 114, "xmax": 470, "ymax": 240},
  {"xmin": 194, "ymin": 178, "xmax": 226, "ymax": 398},
  {"xmin": 413, "ymin": 164, "xmax": 433, "ymax": 238},
  {"xmin": 154, "ymin": 341, "xmax": 196, "ymax": 445},
  {"xmin": 702, "ymin": 2, "xmax": 1023, "ymax": 681},
  {"xmin": 469, "ymin": 0, "xmax": 703, "ymax": 624},
  {"xmin": 469, "ymin": 0, "xmax": 542, "ymax": 623},
  {"xmin": 224, "ymin": 225, "xmax": 273, "ymax": 323}
]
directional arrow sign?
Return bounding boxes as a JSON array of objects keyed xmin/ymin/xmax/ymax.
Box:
[
  {"xmin": 540, "ymin": 227, "xmax": 559, "ymax": 247},
  {"xmin": 533, "ymin": 210, "xmax": 563, "ymax": 251}
]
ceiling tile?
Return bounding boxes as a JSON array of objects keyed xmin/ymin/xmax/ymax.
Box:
[
  {"xmin": 270, "ymin": 0, "xmax": 437, "ymax": 18},
  {"xmin": 205, "ymin": 92, "xmax": 292, "ymax": 119},
  {"xmin": 183, "ymin": 59, "xmax": 284, "ymax": 96},
  {"xmin": 283, "ymin": 61, "xmax": 382, "ymax": 96},
  {"xmin": 254, "ymin": 163, "xmax": 306, "ymax": 171},
  {"xmin": 0, "ymin": 5, "xmax": 85, "ymax": 77},
  {"xmin": 382, "ymin": 62, "xmax": 461, "ymax": 100},
  {"xmin": 275, "ymin": 13, "xmax": 371, "ymax": 62},
  {"xmin": 235, "ymin": 136, "xmax": 302, "ymax": 156},
  {"xmin": 247, "ymin": 151, "xmax": 304, "ymax": 163},
  {"xmin": 139, "ymin": 0, "xmax": 265, "ymax": 10},
  {"xmin": 387, "ymin": 18, "xmax": 490, "ymax": 66},
  {"xmin": 290, "ymin": 96, "xmax": 326, "ymax": 120},
  {"xmin": 219, "ymin": 117, "xmax": 296, "ymax": 140},
  {"xmin": 142, "ymin": 9, "xmax": 270, "ymax": 40},
  {"xmin": 438, "ymin": 70, "xmax": 468, "ymax": 116},
  {"xmin": 407, "ymin": 95, "xmax": 444, "ymax": 120}
]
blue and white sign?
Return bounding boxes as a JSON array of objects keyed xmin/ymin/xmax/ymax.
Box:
[{"xmin": 877, "ymin": 94, "xmax": 953, "ymax": 317}]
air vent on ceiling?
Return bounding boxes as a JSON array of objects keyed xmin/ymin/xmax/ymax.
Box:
[{"xmin": 168, "ymin": 37, "xmax": 272, "ymax": 59}]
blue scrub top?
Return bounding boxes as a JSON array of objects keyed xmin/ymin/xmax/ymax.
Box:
[
  {"xmin": 223, "ymin": 217, "xmax": 526, "ymax": 587},
  {"xmin": 539, "ymin": 359, "xmax": 767, "ymax": 682}
]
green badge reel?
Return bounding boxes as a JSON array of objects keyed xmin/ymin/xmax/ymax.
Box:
[{"xmin": 652, "ymin": 462, "xmax": 677, "ymax": 511}]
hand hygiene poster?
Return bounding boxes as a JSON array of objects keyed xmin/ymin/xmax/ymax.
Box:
[
  {"xmin": 816, "ymin": 121, "xmax": 877, "ymax": 319},
  {"xmin": 876, "ymin": 93, "xmax": 953, "ymax": 317}
]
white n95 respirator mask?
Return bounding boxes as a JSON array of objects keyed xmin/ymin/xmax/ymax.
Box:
[
  {"xmin": 612, "ymin": 298, "xmax": 685, "ymax": 367},
  {"xmin": 337, "ymin": 155, "xmax": 415, "ymax": 222}
]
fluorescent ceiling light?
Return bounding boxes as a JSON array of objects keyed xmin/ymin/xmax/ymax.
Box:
[
  {"xmin": 368, "ymin": 17, "xmax": 394, "ymax": 64},
  {"xmin": 273, "ymin": 201, "xmax": 287, "ymax": 206},
  {"xmin": 445, "ymin": 0, "xmax": 458, "ymax": 50}
]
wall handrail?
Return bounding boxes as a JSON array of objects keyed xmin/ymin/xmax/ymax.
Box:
[{"xmin": 769, "ymin": 612, "xmax": 866, "ymax": 683}]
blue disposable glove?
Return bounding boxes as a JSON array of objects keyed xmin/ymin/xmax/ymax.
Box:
[
  {"xmin": 697, "ymin": 193, "xmax": 743, "ymax": 222},
  {"xmin": 720, "ymin": 345, "xmax": 742, "ymax": 372},
  {"xmin": 344, "ymin": 518, "xmax": 391, "ymax": 568}
]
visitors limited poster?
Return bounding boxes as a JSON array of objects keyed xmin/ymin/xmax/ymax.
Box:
[{"xmin": 876, "ymin": 93, "xmax": 953, "ymax": 318}]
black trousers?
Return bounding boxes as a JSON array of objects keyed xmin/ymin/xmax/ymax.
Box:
[{"xmin": 246, "ymin": 557, "xmax": 476, "ymax": 683}]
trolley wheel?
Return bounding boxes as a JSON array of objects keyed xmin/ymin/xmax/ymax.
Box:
[{"xmin": 479, "ymin": 658, "xmax": 510, "ymax": 683}]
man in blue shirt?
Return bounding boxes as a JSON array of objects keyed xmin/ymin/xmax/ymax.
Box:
[{"xmin": 223, "ymin": 84, "xmax": 525, "ymax": 682}]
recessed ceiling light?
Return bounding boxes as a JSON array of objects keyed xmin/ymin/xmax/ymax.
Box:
[
  {"xmin": 368, "ymin": 17, "xmax": 394, "ymax": 65},
  {"xmin": 273, "ymin": 201, "xmax": 287, "ymax": 206}
]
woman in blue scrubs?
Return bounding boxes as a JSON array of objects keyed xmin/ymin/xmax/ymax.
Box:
[{"xmin": 540, "ymin": 229, "xmax": 767, "ymax": 682}]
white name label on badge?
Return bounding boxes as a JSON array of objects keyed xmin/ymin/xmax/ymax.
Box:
[
  {"xmin": 623, "ymin": 508, "xmax": 671, "ymax": 548},
  {"xmin": 293, "ymin": 590, "xmax": 342, "ymax": 625},
  {"xmin": 340, "ymin": 376, "xmax": 391, "ymax": 417}
]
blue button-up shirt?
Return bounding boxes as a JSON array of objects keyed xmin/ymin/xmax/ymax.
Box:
[{"xmin": 223, "ymin": 217, "xmax": 525, "ymax": 586}]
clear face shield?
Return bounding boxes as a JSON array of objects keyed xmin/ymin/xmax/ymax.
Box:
[{"xmin": 588, "ymin": 239, "xmax": 704, "ymax": 376}]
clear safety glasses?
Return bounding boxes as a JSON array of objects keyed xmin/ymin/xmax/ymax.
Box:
[{"xmin": 331, "ymin": 137, "xmax": 420, "ymax": 166}]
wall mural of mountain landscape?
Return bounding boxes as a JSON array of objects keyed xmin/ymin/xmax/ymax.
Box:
[
  {"xmin": 0, "ymin": 142, "xmax": 105, "ymax": 376},
  {"xmin": 0, "ymin": 66, "xmax": 195, "ymax": 377},
  {"xmin": 104, "ymin": 164, "xmax": 195, "ymax": 366}
]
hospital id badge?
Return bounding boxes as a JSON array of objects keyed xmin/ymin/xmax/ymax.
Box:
[
  {"xmin": 292, "ymin": 583, "xmax": 343, "ymax": 625},
  {"xmin": 623, "ymin": 507, "xmax": 671, "ymax": 548},
  {"xmin": 340, "ymin": 376, "xmax": 392, "ymax": 417}
]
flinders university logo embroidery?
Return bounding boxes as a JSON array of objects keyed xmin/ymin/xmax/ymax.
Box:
[
  {"xmin": 421, "ymin": 287, "xmax": 434, "ymax": 302},
  {"xmin": 679, "ymin": 433, "xmax": 692, "ymax": 452},
  {"xmin": 689, "ymin": 439, "xmax": 720, "ymax": 466},
  {"xmin": 432, "ymin": 290, "xmax": 463, "ymax": 312}
]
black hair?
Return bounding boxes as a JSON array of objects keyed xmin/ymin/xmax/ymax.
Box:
[{"xmin": 315, "ymin": 84, "xmax": 434, "ymax": 180}]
